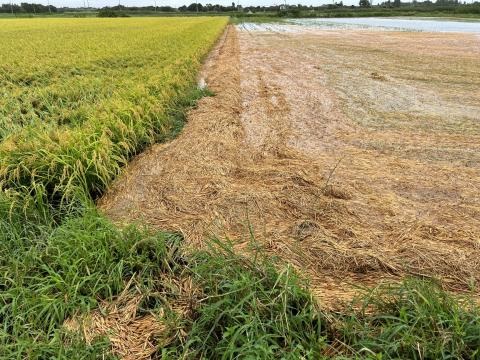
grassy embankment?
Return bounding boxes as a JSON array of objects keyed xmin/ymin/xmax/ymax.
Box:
[{"xmin": 1, "ymin": 17, "xmax": 479, "ymax": 359}]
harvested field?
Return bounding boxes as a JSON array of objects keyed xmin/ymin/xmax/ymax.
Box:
[{"xmin": 101, "ymin": 25, "xmax": 480, "ymax": 305}]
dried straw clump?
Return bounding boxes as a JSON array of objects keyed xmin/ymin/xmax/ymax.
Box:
[
  {"xmin": 100, "ymin": 26, "xmax": 480, "ymax": 306},
  {"xmin": 64, "ymin": 295, "xmax": 163, "ymax": 360},
  {"xmin": 63, "ymin": 276, "xmax": 197, "ymax": 360}
]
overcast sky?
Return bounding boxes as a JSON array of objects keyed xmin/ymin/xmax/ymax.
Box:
[{"xmin": 8, "ymin": 0, "xmax": 365, "ymax": 8}]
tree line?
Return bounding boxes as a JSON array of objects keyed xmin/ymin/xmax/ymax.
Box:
[
  {"xmin": 0, "ymin": 2, "xmax": 56, "ymax": 13},
  {"xmin": 1, "ymin": 0, "xmax": 478, "ymax": 14}
]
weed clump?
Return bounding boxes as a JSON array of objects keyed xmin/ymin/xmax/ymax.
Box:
[
  {"xmin": 0, "ymin": 197, "xmax": 183, "ymax": 358},
  {"xmin": 340, "ymin": 279, "xmax": 480, "ymax": 359},
  {"xmin": 173, "ymin": 240, "xmax": 330, "ymax": 359}
]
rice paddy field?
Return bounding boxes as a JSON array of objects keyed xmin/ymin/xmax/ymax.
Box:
[
  {"xmin": 0, "ymin": 18, "xmax": 227, "ymax": 202},
  {"xmin": 1, "ymin": 16, "xmax": 480, "ymax": 359}
]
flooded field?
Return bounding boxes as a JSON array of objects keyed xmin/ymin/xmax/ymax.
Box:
[
  {"xmin": 291, "ymin": 17, "xmax": 480, "ymax": 33},
  {"xmin": 239, "ymin": 17, "xmax": 480, "ymax": 33}
]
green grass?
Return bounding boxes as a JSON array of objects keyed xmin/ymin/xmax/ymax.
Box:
[
  {"xmin": 2, "ymin": 192, "xmax": 480, "ymax": 359},
  {"xmin": 167, "ymin": 239, "xmax": 329, "ymax": 359},
  {"xmin": 230, "ymin": 16, "xmax": 287, "ymax": 24},
  {"xmin": 162, "ymin": 242, "xmax": 480, "ymax": 359},
  {"xmin": 0, "ymin": 195, "xmax": 183, "ymax": 358},
  {"xmin": 341, "ymin": 280, "xmax": 480, "ymax": 359}
]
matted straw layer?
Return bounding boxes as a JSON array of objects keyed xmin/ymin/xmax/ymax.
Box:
[
  {"xmin": 64, "ymin": 276, "xmax": 197, "ymax": 360},
  {"xmin": 64, "ymin": 293, "xmax": 165, "ymax": 360},
  {"xmin": 100, "ymin": 25, "xmax": 480, "ymax": 306}
]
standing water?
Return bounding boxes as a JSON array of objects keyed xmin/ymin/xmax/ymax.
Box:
[{"xmin": 290, "ymin": 17, "xmax": 480, "ymax": 33}]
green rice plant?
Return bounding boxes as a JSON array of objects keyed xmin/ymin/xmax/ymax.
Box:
[{"xmin": 0, "ymin": 18, "xmax": 227, "ymax": 207}]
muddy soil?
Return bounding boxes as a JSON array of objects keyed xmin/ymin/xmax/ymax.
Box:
[{"xmin": 100, "ymin": 25, "xmax": 480, "ymax": 305}]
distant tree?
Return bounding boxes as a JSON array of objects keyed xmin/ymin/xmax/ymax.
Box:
[
  {"xmin": 186, "ymin": 2, "xmax": 202, "ymax": 11},
  {"xmin": 13, "ymin": 2, "xmax": 58, "ymax": 13},
  {"xmin": 158, "ymin": 6, "xmax": 175, "ymax": 11},
  {"xmin": 359, "ymin": 0, "xmax": 371, "ymax": 6}
]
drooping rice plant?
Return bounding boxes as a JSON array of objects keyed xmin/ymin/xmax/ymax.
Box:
[{"xmin": 0, "ymin": 17, "xmax": 227, "ymax": 207}]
